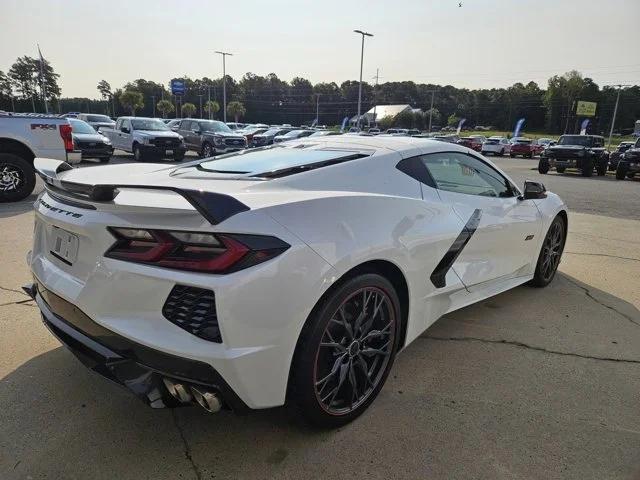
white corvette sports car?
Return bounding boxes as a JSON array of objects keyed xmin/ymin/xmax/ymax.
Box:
[{"xmin": 27, "ymin": 136, "xmax": 567, "ymax": 427}]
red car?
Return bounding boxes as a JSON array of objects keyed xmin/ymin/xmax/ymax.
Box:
[
  {"xmin": 510, "ymin": 138, "xmax": 542, "ymax": 158},
  {"xmin": 457, "ymin": 136, "xmax": 485, "ymax": 152}
]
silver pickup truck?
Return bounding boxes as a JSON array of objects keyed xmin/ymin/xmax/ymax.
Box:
[{"xmin": 102, "ymin": 117, "xmax": 186, "ymax": 161}]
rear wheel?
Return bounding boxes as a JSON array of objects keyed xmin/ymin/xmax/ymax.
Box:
[
  {"xmin": 581, "ymin": 159, "xmax": 593, "ymax": 177},
  {"xmin": 596, "ymin": 164, "xmax": 607, "ymax": 176},
  {"xmin": 529, "ymin": 215, "xmax": 566, "ymax": 287},
  {"xmin": 98, "ymin": 156, "xmax": 111, "ymax": 164},
  {"xmin": 173, "ymin": 151, "xmax": 185, "ymax": 161},
  {"xmin": 290, "ymin": 273, "xmax": 400, "ymax": 428},
  {"xmin": 0, "ymin": 153, "xmax": 36, "ymax": 202},
  {"xmin": 556, "ymin": 166, "xmax": 566, "ymax": 173},
  {"xmin": 510, "ymin": 153, "xmax": 516, "ymax": 158},
  {"xmin": 498, "ymin": 149, "xmax": 504, "ymax": 157}
]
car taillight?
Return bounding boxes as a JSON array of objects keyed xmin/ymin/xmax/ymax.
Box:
[
  {"xmin": 105, "ymin": 228, "xmax": 289, "ymax": 273},
  {"xmin": 59, "ymin": 124, "xmax": 74, "ymax": 152}
]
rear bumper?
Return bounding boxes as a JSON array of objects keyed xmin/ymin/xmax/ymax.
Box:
[
  {"xmin": 66, "ymin": 151, "xmax": 82, "ymax": 164},
  {"xmin": 141, "ymin": 145, "xmax": 186, "ymax": 157},
  {"xmin": 28, "ymin": 280, "xmax": 249, "ymax": 412},
  {"xmin": 80, "ymin": 146, "xmax": 114, "ymax": 159}
]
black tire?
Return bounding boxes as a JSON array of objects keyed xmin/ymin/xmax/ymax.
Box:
[
  {"xmin": 527, "ymin": 152, "xmax": 533, "ymax": 159},
  {"xmin": 596, "ymin": 164, "xmax": 607, "ymax": 176},
  {"xmin": 628, "ymin": 172, "xmax": 636, "ymax": 179},
  {"xmin": 201, "ymin": 142, "xmax": 214, "ymax": 158},
  {"xmin": 510, "ymin": 153, "xmax": 516, "ymax": 158},
  {"xmin": 498, "ymin": 149, "xmax": 504, "ymax": 157},
  {"xmin": 538, "ymin": 159, "xmax": 550, "ymax": 174},
  {"xmin": 529, "ymin": 215, "xmax": 566, "ymax": 288},
  {"xmin": 133, "ymin": 144, "xmax": 144, "ymax": 162},
  {"xmin": 290, "ymin": 273, "xmax": 401, "ymax": 428},
  {"xmin": 556, "ymin": 167, "xmax": 566, "ymax": 173},
  {"xmin": 173, "ymin": 151, "xmax": 185, "ymax": 161},
  {"xmin": 98, "ymin": 156, "xmax": 111, "ymax": 164},
  {"xmin": 0, "ymin": 153, "xmax": 36, "ymax": 202},
  {"xmin": 616, "ymin": 165, "xmax": 627, "ymax": 180},
  {"xmin": 581, "ymin": 159, "xmax": 593, "ymax": 177}
]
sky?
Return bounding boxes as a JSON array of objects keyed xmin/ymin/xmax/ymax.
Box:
[{"xmin": 1, "ymin": 0, "xmax": 639, "ymax": 98}]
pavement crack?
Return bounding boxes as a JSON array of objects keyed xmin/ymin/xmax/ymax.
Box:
[
  {"xmin": 0, "ymin": 299, "xmax": 34, "ymax": 307},
  {"xmin": 171, "ymin": 409, "xmax": 202, "ymax": 480},
  {"xmin": 0, "ymin": 285, "xmax": 27, "ymax": 296},
  {"xmin": 562, "ymin": 276, "xmax": 640, "ymax": 328},
  {"xmin": 565, "ymin": 251, "xmax": 640, "ymax": 263},
  {"xmin": 422, "ymin": 335, "xmax": 640, "ymax": 365}
]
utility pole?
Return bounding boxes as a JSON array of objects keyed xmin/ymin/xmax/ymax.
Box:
[
  {"xmin": 563, "ymin": 98, "xmax": 574, "ymax": 134},
  {"xmin": 428, "ymin": 90, "xmax": 436, "ymax": 133},
  {"xmin": 354, "ymin": 30, "xmax": 373, "ymax": 131},
  {"xmin": 372, "ymin": 68, "xmax": 379, "ymax": 126},
  {"xmin": 315, "ymin": 93, "xmax": 321, "ymax": 126},
  {"xmin": 207, "ymin": 85, "xmax": 212, "ymax": 119},
  {"xmin": 607, "ymin": 84, "xmax": 630, "ymax": 149},
  {"xmin": 151, "ymin": 95, "xmax": 156, "ymax": 117},
  {"xmin": 198, "ymin": 94, "xmax": 204, "ymax": 118},
  {"xmin": 215, "ymin": 51, "xmax": 233, "ymax": 123}
]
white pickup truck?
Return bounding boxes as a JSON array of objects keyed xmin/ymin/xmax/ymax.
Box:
[
  {"xmin": 101, "ymin": 117, "xmax": 186, "ymax": 161},
  {"xmin": 0, "ymin": 112, "xmax": 81, "ymax": 202}
]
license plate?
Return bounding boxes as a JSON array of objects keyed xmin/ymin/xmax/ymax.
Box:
[{"xmin": 49, "ymin": 226, "xmax": 79, "ymax": 265}]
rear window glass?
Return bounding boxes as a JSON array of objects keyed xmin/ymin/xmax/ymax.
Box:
[{"xmin": 197, "ymin": 145, "xmax": 369, "ymax": 178}]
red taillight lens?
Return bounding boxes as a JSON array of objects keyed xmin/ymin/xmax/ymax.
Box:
[
  {"xmin": 105, "ymin": 228, "xmax": 289, "ymax": 273},
  {"xmin": 59, "ymin": 124, "xmax": 74, "ymax": 152}
]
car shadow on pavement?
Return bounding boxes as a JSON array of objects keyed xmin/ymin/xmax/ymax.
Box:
[
  {"xmin": 2, "ymin": 272, "xmax": 640, "ymax": 480},
  {"xmin": 0, "ymin": 194, "xmax": 38, "ymax": 219}
]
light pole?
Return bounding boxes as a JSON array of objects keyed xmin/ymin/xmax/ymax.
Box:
[
  {"xmin": 315, "ymin": 93, "xmax": 321, "ymax": 126},
  {"xmin": 151, "ymin": 95, "xmax": 156, "ymax": 117},
  {"xmin": 607, "ymin": 84, "xmax": 630, "ymax": 149},
  {"xmin": 215, "ymin": 51, "xmax": 233, "ymax": 123},
  {"xmin": 427, "ymin": 90, "xmax": 436, "ymax": 133},
  {"xmin": 198, "ymin": 94, "xmax": 204, "ymax": 118},
  {"xmin": 372, "ymin": 68, "xmax": 379, "ymax": 126},
  {"xmin": 354, "ymin": 29, "xmax": 373, "ymax": 131}
]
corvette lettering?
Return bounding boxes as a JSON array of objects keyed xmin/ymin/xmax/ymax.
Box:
[{"xmin": 39, "ymin": 199, "xmax": 83, "ymax": 218}]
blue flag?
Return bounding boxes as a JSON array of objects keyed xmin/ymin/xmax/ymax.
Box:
[
  {"xmin": 513, "ymin": 118, "xmax": 526, "ymax": 138},
  {"xmin": 456, "ymin": 118, "xmax": 466, "ymax": 135},
  {"xmin": 580, "ymin": 119, "xmax": 590, "ymax": 135},
  {"xmin": 340, "ymin": 116, "xmax": 349, "ymax": 132}
]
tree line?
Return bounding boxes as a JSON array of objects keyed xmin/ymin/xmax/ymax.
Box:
[{"xmin": 1, "ymin": 55, "xmax": 639, "ymax": 134}]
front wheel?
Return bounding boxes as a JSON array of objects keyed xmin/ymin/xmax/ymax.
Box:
[
  {"xmin": 290, "ymin": 273, "xmax": 400, "ymax": 428},
  {"xmin": 173, "ymin": 151, "xmax": 185, "ymax": 161},
  {"xmin": 201, "ymin": 142, "xmax": 214, "ymax": 158},
  {"xmin": 538, "ymin": 159, "xmax": 550, "ymax": 174},
  {"xmin": 556, "ymin": 167, "xmax": 566, "ymax": 173},
  {"xmin": 529, "ymin": 215, "xmax": 566, "ymax": 287},
  {"xmin": 510, "ymin": 153, "xmax": 516, "ymax": 158},
  {"xmin": 0, "ymin": 153, "xmax": 36, "ymax": 202},
  {"xmin": 581, "ymin": 159, "xmax": 593, "ymax": 177},
  {"xmin": 133, "ymin": 144, "xmax": 144, "ymax": 162},
  {"xmin": 615, "ymin": 162, "xmax": 628, "ymax": 180},
  {"xmin": 98, "ymin": 156, "xmax": 111, "ymax": 164}
]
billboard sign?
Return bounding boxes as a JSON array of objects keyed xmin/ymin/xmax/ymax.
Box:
[
  {"xmin": 171, "ymin": 79, "xmax": 186, "ymax": 96},
  {"xmin": 576, "ymin": 101, "xmax": 597, "ymax": 117}
]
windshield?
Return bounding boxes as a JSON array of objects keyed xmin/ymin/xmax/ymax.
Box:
[
  {"xmin": 514, "ymin": 139, "xmax": 532, "ymax": 144},
  {"xmin": 85, "ymin": 115, "xmax": 112, "ymax": 123},
  {"xmin": 197, "ymin": 146, "xmax": 367, "ymax": 176},
  {"xmin": 131, "ymin": 119, "xmax": 170, "ymax": 131},
  {"xmin": 558, "ymin": 135, "xmax": 593, "ymax": 147},
  {"xmin": 263, "ymin": 128, "xmax": 287, "ymax": 136},
  {"xmin": 283, "ymin": 130, "xmax": 305, "ymax": 137},
  {"xmin": 200, "ymin": 121, "xmax": 232, "ymax": 133},
  {"xmin": 69, "ymin": 119, "xmax": 97, "ymax": 134}
]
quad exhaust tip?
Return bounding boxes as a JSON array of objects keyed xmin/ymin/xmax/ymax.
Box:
[{"xmin": 163, "ymin": 378, "xmax": 222, "ymax": 413}]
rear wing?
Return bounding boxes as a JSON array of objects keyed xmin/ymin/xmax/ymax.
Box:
[{"xmin": 33, "ymin": 158, "xmax": 250, "ymax": 226}]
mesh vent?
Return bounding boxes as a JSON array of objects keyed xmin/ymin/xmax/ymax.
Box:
[{"xmin": 162, "ymin": 285, "xmax": 221, "ymax": 343}]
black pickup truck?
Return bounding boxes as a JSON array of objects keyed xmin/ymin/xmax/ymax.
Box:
[
  {"xmin": 615, "ymin": 137, "xmax": 640, "ymax": 180},
  {"xmin": 538, "ymin": 134, "xmax": 609, "ymax": 177}
]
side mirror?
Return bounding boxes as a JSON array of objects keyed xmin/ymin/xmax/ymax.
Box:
[
  {"xmin": 120, "ymin": 127, "xmax": 130, "ymax": 134},
  {"xmin": 521, "ymin": 180, "xmax": 547, "ymax": 200},
  {"xmin": 192, "ymin": 128, "xmax": 201, "ymax": 134}
]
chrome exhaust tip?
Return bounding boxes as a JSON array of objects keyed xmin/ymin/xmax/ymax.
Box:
[
  {"xmin": 191, "ymin": 387, "xmax": 222, "ymax": 413},
  {"xmin": 163, "ymin": 378, "xmax": 193, "ymax": 403}
]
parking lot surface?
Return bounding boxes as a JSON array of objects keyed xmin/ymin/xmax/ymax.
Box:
[{"xmin": 1, "ymin": 152, "xmax": 639, "ymax": 479}]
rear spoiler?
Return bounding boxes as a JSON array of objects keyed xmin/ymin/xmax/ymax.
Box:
[{"xmin": 33, "ymin": 158, "xmax": 250, "ymax": 226}]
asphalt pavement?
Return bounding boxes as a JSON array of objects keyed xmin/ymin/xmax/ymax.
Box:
[{"xmin": 0, "ymin": 152, "xmax": 639, "ymax": 480}]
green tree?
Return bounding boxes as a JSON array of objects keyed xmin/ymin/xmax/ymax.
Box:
[
  {"xmin": 424, "ymin": 108, "xmax": 441, "ymax": 127},
  {"xmin": 8, "ymin": 56, "xmax": 60, "ymax": 112},
  {"xmin": 156, "ymin": 99, "xmax": 175, "ymax": 118},
  {"xmin": 119, "ymin": 90, "xmax": 144, "ymax": 116},
  {"xmin": 447, "ymin": 114, "xmax": 460, "ymax": 126},
  {"xmin": 181, "ymin": 102, "xmax": 197, "ymax": 117},
  {"xmin": 96, "ymin": 80, "xmax": 112, "ymax": 115},
  {"xmin": 227, "ymin": 101, "xmax": 246, "ymax": 122},
  {"xmin": 204, "ymin": 100, "xmax": 219, "ymax": 119}
]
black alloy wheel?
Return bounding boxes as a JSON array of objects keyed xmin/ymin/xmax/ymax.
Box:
[
  {"xmin": 530, "ymin": 215, "xmax": 566, "ymax": 287},
  {"xmin": 291, "ymin": 274, "xmax": 400, "ymax": 427},
  {"xmin": 202, "ymin": 143, "xmax": 214, "ymax": 158}
]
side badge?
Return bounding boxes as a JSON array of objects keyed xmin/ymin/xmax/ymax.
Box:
[{"xmin": 525, "ymin": 235, "xmax": 534, "ymax": 241}]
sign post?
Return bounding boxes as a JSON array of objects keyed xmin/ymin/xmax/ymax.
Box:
[{"xmin": 171, "ymin": 80, "xmax": 186, "ymax": 118}]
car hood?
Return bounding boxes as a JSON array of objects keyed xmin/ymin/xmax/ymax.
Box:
[
  {"xmin": 72, "ymin": 132, "xmax": 109, "ymax": 142},
  {"xmin": 89, "ymin": 121, "xmax": 115, "ymax": 127},
  {"xmin": 203, "ymin": 131, "xmax": 245, "ymax": 138},
  {"xmin": 135, "ymin": 130, "xmax": 181, "ymax": 138},
  {"xmin": 548, "ymin": 145, "xmax": 586, "ymax": 151}
]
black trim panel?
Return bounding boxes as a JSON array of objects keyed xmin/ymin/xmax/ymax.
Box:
[
  {"xmin": 430, "ymin": 209, "xmax": 482, "ymax": 288},
  {"xmin": 32, "ymin": 280, "xmax": 249, "ymax": 413},
  {"xmin": 39, "ymin": 171, "xmax": 249, "ymax": 225}
]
